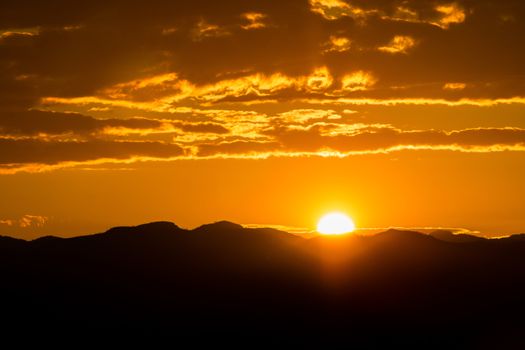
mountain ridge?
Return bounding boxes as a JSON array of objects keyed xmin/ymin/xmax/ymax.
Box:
[
  {"xmin": 1, "ymin": 219, "xmax": 525, "ymax": 346},
  {"xmin": 2, "ymin": 220, "xmax": 522, "ymax": 243}
]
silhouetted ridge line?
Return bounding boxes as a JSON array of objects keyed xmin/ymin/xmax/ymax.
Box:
[
  {"xmin": 430, "ymin": 230, "xmax": 486, "ymax": 243},
  {"xmin": 0, "ymin": 220, "xmax": 525, "ymax": 346},
  {"xmin": 375, "ymin": 228, "xmax": 437, "ymax": 242},
  {"xmin": 506, "ymin": 233, "xmax": 525, "ymax": 241},
  {"xmin": 192, "ymin": 220, "xmax": 244, "ymax": 232},
  {"xmin": 104, "ymin": 221, "xmax": 182, "ymax": 235}
]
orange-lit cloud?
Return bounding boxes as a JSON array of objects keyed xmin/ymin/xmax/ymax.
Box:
[
  {"xmin": 40, "ymin": 62, "xmax": 525, "ymax": 111},
  {"xmin": 309, "ymin": 0, "xmax": 372, "ymax": 21},
  {"xmin": 5, "ymin": 122, "xmax": 525, "ymax": 174},
  {"xmin": 192, "ymin": 19, "xmax": 231, "ymax": 40},
  {"xmin": 323, "ymin": 35, "xmax": 352, "ymax": 53},
  {"xmin": 0, "ymin": 214, "xmax": 47, "ymax": 228},
  {"xmin": 275, "ymin": 109, "xmax": 342, "ymax": 125},
  {"xmin": 300, "ymin": 97, "xmax": 525, "ymax": 107},
  {"xmin": 306, "ymin": 67, "xmax": 334, "ymax": 92},
  {"xmin": 1, "ymin": 0, "xmax": 519, "ymax": 117},
  {"xmin": 0, "ymin": 27, "xmax": 40, "ymax": 39},
  {"xmin": 240, "ymin": 12, "xmax": 267, "ymax": 30},
  {"xmin": 309, "ymin": 1, "xmax": 466, "ymax": 30},
  {"xmin": 42, "ymin": 68, "xmax": 341, "ymax": 108},
  {"xmin": 434, "ymin": 3, "xmax": 467, "ymax": 29},
  {"xmin": 339, "ymin": 71, "xmax": 377, "ymax": 92},
  {"xmin": 382, "ymin": 3, "xmax": 466, "ymax": 29},
  {"xmin": 0, "ymin": 110, "xmax": 230, "ymax": 141},
  {"xmin": 263, "ymin": 126, "xmax": 525, "ymax": 155},
  {"xmin": 443, "ymin": 82, "xmax": 467, "ymax": 91},
  {"xmin": 0, "ymin": 138, "xmax": 186, "ymax": 167},
  {"xmin": 378, "ymin": 36, "xmax": 417, "ymax": 54},
  {"xmin": 1, "ymin": 0, "xmax": 524, "ymax": 178}
]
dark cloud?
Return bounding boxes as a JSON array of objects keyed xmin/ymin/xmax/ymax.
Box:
[
  {"xmin": 0, "ymin": 110, "xmax": 160, "ymax": 136},
  {"xmin": 0, "ymin": 110, "xmax": 229, "ymax": 137},
  {"xmin": 0, "ymin": 0, "xmax": 523, "ymax": 104},
  {"xmin": 1, "ymin": 0, "xmax": 525, "ymax": 172},
  {"xmin": 0, "ymin": 138, "xmax": 185, "ymax": 165},
  {"xmin": 197, "ymin": 140, "xmax": 281, "ymax": 157},
  {"xmin": 265, "ymin": 125, "xmax": 525, "ymax": 153},
  {"xmin": 172, "ymin": 121, "xmax": 229, "ymax": 134}
]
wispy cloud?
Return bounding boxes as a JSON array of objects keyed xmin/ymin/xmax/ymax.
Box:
[
  {"xmin": 378, "ymin": 36, "xmax": 417, "ymax": 54},
  {"xmin": 240, "ymin": 12, "xmax": 267, "ymax": 30},
  {"xmin": 0, "ymin": 214, "xmax": 48, "ymax": 228}
]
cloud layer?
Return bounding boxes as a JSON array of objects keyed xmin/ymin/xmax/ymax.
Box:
[
  {"xmin": 1, "ymin": 0, "xmax": 525, "ymax": 172},
  {"xmin": 1, "ymin": 107, "xmax": 525, "ymax": 174}
]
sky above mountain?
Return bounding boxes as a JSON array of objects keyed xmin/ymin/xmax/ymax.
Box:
[{"xmin": 1, "ymin": 0, "xmax": 525, "ymax": 238}]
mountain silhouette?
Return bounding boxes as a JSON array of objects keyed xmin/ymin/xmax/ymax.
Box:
[
  {"xmin": 430, "ymin": 229, "xmax": 486, "ymax": 243},
  {"xmin": 1, "ymin": 221, "xmax": 525, "ymax": 347}
]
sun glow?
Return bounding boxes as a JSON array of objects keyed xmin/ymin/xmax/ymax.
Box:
[{"xmin": 317, "ymin": 212, "xmax": 356, "ymax": 235}]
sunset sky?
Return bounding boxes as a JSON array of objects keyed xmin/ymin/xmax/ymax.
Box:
[{"xmin": 1, "ymin": 0, "xmax": 525, "ymax": 238}]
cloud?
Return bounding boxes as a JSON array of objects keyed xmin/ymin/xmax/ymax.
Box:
[
  {"xmin": 192, "ymin": 19, "xmax": 231, "ymax": 41},
  {"xmin": 0, "ymin": 0, "xmax": 523, "ymax": 107},
  {"xmin": 265, "ymin": 125, "xmax": 525, "ymax": 154},
  {"xmin": 381, "ymin": 2, "xmax": 466, "ymax": 29},
  {"xmin": 18, "ymin": 214, "xmax": 48, "ymax": 228},
  {"xmin": 43, "ymin": 67, "xmax": 377, "ymax": 109},
  {"xmin": 171, "ymin": 121, "xmax": 229, "ymax": 134},
  {"xmin": 0, "ymin": 110, "xmax": 161, "ymax": 137},
  {"xmin": 0, "ymin": 0, "xmax": 524, "ymax": 174},
  {"xmin": 309, "ymin": 1, "xmax": 467, "ymax": 29},
  {"xmin": 3, "ymin": 109, "xmax": 525, "ymax": 173},
  {"xmin": 192, "ymin": 126, "xmax": 525, "ymax": 160},
  {"xmin": 323, "ymin": 35, "xmax": 352, "ymax": 53},
  {"xmin": 41, "ymin": 67, "xmax": 346, "ymax": 109},
  {"xmin": 0, "ymin": 110, "xmax": 229, "ymax": 139},
  {"xmin": 305, "ymin": 67, "xmax": 334, "ymax": 92},
  {"xmin": 0, "ymin": 219, "xmax": 14, "ymax": 226},
  {"xmin": 0, "ymin": 139, "xmax": 185, "ymax": 166},
  {"xmin": 99, "ymin": 73, "xmax": 186, "ymax": 101},
  {"xmin": 240, "ymin": 12, "xmax": 267, "ymax": 30},
  {"xmin": 308, "ymin": 0, "xmax": 373, "ymax": 21},
  {"xmin": 298, "ymin": 97, "xmax": 525, "ymax": 107},
  {"xmin": 443, "ymin": 82, "xmax": 467, "ymax": 91},
  {"xmin": 434, "ymin": 3, "xmax": 467, "ymax": 29},
  {"xmin": 275, "ymin": 109, "xmax": 342, "ymax": 124},
  {"xmin": 0, "ymin": 27, "xmax": 40, "ymax": 39},
  {"xmin": 339, "ymin": 71, "xmax": 377, "ymax": 92},
  {"xmin": 197, "ymin": 140, "xmax": 281, "ymax": 157},
  {"xmin": 378, "ymin": 36, "xmax": 417, "ymax": 54},
  {"xmin": 0, "ymin": 214, "xmax": 47, "ymax": 228}
]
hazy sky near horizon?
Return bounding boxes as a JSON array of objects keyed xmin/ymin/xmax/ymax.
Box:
[{"xmin": 1, "ymin": 0, "xmax": 525, "ymax": 238}]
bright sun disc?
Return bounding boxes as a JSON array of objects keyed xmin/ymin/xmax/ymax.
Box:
[{"xmin": 317, "ymin": 212, "xmax": 356, "ymax": 235}]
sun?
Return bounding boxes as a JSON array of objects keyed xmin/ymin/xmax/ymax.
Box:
[{"xmin": 317, "ymin": 212, "xmax": 356, "ymax": 235}]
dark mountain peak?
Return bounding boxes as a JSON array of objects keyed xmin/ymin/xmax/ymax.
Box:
[
  {"xmin": 380, "ymin": 228, "xmax": 427, "ymax": 238},
  {"xmin": 0, "ymin": 235, "xmax": 27, "ymax": 247},
  {"xmin": 135, "ymin": 221, "xmax": 180, "ymax": 231},
  {"xmin": 104, "ymin": 221, "xmax": 181, "ymax": 235},
  {"xmin": 193, "ymin": 220, "xmax": 244, "ymax": 233},
  {"xmin": 430, "ymin": 229, "xmax": 454, "ymax": 237},
  {"xmin": 31, "ymin": 235, "xmax": 64, "ymax": 243},
  {"xmin": 0, "ymin": 235, "xmax": 25, "ymax": 243},
  {"xmin": 430, "ymin": 230, "xmax": 485, "ymax": 243},
  {"xmin": 2, "ymin": 220, "xmax": 525, "ymax": 345},
  {"xmin": 373, "ymin": 228, "xmax": 437, "ymax": 245},
  {"xmin": 0, "ymin": 235, "xmax": 27, "ymax": 253},
  {"xmin": 505, "ymin": 233, "xmax": 525, "ymax": 241}
]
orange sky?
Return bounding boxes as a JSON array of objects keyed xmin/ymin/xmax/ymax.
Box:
[{"xmin": 1, "ymin": 0, "xmax": 525, "ymax": 238}]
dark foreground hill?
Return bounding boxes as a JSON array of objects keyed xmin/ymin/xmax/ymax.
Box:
[{"xmin": 1, "ymin": 222, "xmax": 525, "ymax": 347}]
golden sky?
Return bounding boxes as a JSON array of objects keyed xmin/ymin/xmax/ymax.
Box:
[{"xmin": 1, "ymin": 0, "xmax": 525, "ymax": 238}]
